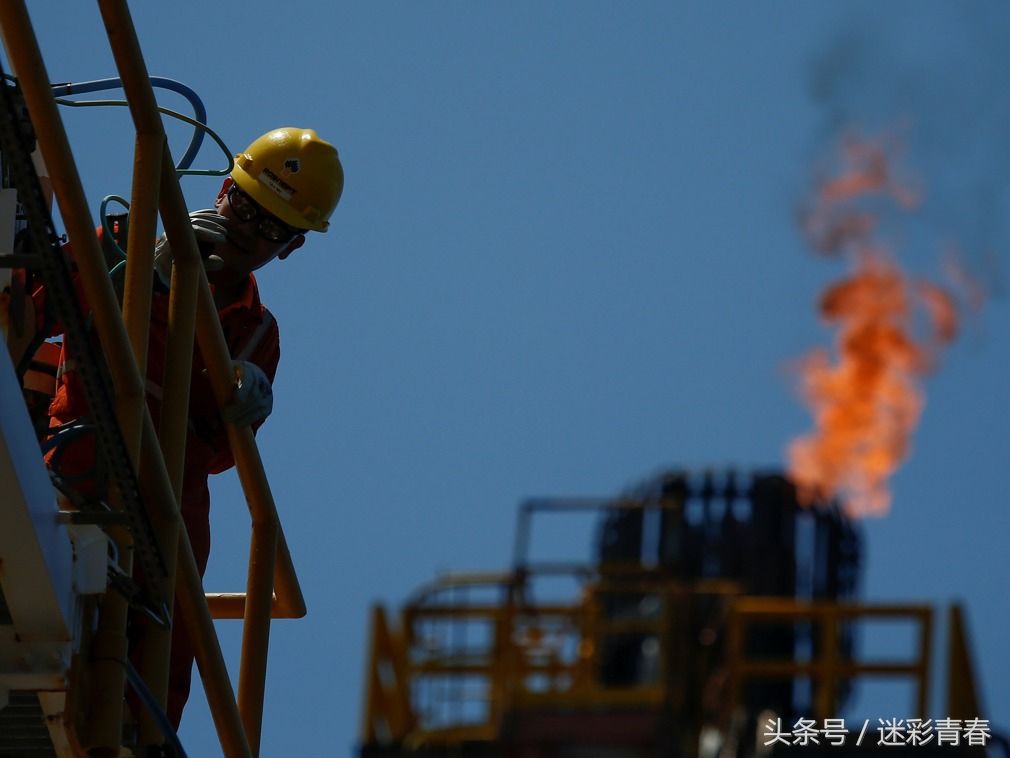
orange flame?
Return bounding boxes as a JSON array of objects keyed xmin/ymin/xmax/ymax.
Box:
[{"xmin": 788, "ymin": 134, "xmax": 957, "ymax": 516}]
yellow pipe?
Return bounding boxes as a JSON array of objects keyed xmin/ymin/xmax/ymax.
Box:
[
  {"xmin": 206, "ymin": 593, "xmax": 303, "ymax": 620},
  {"xmin": 268, "ymin": 529, "xmax": 305, "ymax": 617},
  {"xmin": 97, "ymin": 47, "xmax": 303, "ymax": 758},
  {"xmin": 97, "ymin": 2, "xmax": 261, "ymax": 754},
  {"xmin": 120, "ymin": 132, "xmax": 168, "ymax": 748},
  {"xmin": 95, "ymin": 2, "xmax": 206, "ymax": 748},
  {"xmin": 86, "ymin": 591, "xmax": 132, "ymax": 755},
  {"xmin": 270, "ymin": 528, "xmax": 305, "ymax": 617},
  {"xmin": 174, "ymin": 524, "xmax": 255, "ymax": 757},
  {"xmin": 102, "ymin": 0, "xmax": 304, "ymax": 746},
  {"xmin": 121, "ymin": 133, "xmax": 162, "ymax": 373},
  {"xmin": 237, "ymin": 501, "xmax": 278, "ymax": 755},
  {"xmin": 134, "ymin": 390, "xmax": 251, "ymax": 754},
  {"xmin": 101, "ymin": 26, "xmax": 307, "ymax": 755},
  {"xmin": 95, "ymin": 0, "xmax": 163, "ymax": 135},
  {"xmin": 136, "ymin": 409, "xmax": 251, "ymax": 756},
  {"xmin": 190, "ymin": 276, "xmax": 307, "ymax": 750},
  {"xmin": 155, "ymin": 152, "xmax": 202, "ymax": 483},
  {"xmin": 193, "ymin": 279, "xmax": 306, "ymax": 616},
  {"xmin": 200, "ymin": 530, "xmax": 301, "ymax": 619},
  {"xmin": 193, "ymin": 280, "xmax": 279, "ymax": 750},
  {"xmin": 132, "ymin": 142, "xmax": 202, "ymax": 750}
]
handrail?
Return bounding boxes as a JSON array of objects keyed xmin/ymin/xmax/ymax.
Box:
[
  {"xmin": 98, "ymin": 5, "xmax": 306, "ymax": 752},
  {"xmin": 0, "ymin": 2, "xmax": 305, "ymax": 755},
  {"xmin": 364, "ymin": 572, "xmax": 743, "ymax": 747},
  {"xmin": 726, "ymin": 599, "xmax": 933, "ymax": 720},
  {"xmin": 363, "ymin": 571, "xmax": 941, "ymax": 750},
  {"xmin": 361, "ymin": 606, "xmax": 413, "ymax": 744}
]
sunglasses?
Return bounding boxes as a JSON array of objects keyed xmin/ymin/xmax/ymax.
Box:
[{"xmin": 226, "ymin": 185, "xmax": 305, "ymax": 243}]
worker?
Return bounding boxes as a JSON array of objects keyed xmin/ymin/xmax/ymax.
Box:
[{"xmin": 43, "ymin": 127, "xmax": 344, "ymax": 728}]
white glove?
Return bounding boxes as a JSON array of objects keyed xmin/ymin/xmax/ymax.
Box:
[
  {"xmin": 221, "ymin": 361, "xmax": 273, "ymax": 427},
  {"xmin": 153, "ymin": 209, "xmax": 229, "ymax": 287}
]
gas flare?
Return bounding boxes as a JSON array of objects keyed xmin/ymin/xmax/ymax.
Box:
[{"xmin": 788, "ymin": 134, "xmax": 958, "ymax": 516}]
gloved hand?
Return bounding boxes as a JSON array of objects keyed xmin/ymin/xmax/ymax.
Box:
[
  {"xmin": 153, "ymin": 209, "xmax": 229, "ymax": 287},
  {"xmin": 221, "ymin": 360, "xmax": 273, "ymax": 427}
]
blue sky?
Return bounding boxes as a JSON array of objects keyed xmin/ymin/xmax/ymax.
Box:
[{"xmin": 20, "ymin": 1, "xmax": 1010, "ymax": 753}]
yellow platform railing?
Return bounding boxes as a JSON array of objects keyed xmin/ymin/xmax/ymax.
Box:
[
  {"xmin": 362, "ymin": 569, "xmax": 949, "ymax": 751},
  {"xmin": 726, "ymin": 599, "xmax": 933, "ymax": 721},
  {"xmin": 361, "ymin": 570, "xmax": 743, "ymax": 748},
  {"xmin": 0, "ymin": 3, "xmax": 303, "ymax": 755}
]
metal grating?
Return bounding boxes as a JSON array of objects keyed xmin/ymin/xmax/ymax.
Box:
[{"xmin": 0, "ymin": 691, "xmax": 57, "ymax": 757}]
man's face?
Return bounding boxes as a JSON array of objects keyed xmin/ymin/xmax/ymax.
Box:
[{"xmin": 211, "ymin": 180, "xmax": 305, "ymax": 275}]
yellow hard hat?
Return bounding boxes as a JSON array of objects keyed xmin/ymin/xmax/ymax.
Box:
[{"xmin": 231, "ymin": 127, "xmax": 343, "ymax": 232}]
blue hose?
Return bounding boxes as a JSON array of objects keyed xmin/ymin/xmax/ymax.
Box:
[
  {"xmin": 124, "ymin": 659, "xmax": 189, "ymax": 757},
  {"xmin": 50, "ymin": 76, "xmax": 207, "ymax": 170}
]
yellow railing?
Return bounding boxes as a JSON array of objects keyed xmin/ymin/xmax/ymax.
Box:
[
  {"xmin": 361, "ymin": 571, "xmax": 743, "ymax": 748},
  {"xmin": 361, "ymin": 606, "xmax": 414, "ymax": 745},
  {"xmin": 362, "ymin": 571, "xmax": 942, "ymax": 750},
  {"xmin": 727, "ymin": 599, "xmax": 933, "ymax": 722},
  {"xmin": 0, "ymin": 3, "xmax": 303, "ymax": 755}
]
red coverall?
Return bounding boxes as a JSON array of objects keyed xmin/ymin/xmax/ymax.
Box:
[{"xmin": 42, "ymin": 263, "xmax": 279, "ymax": 727}]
